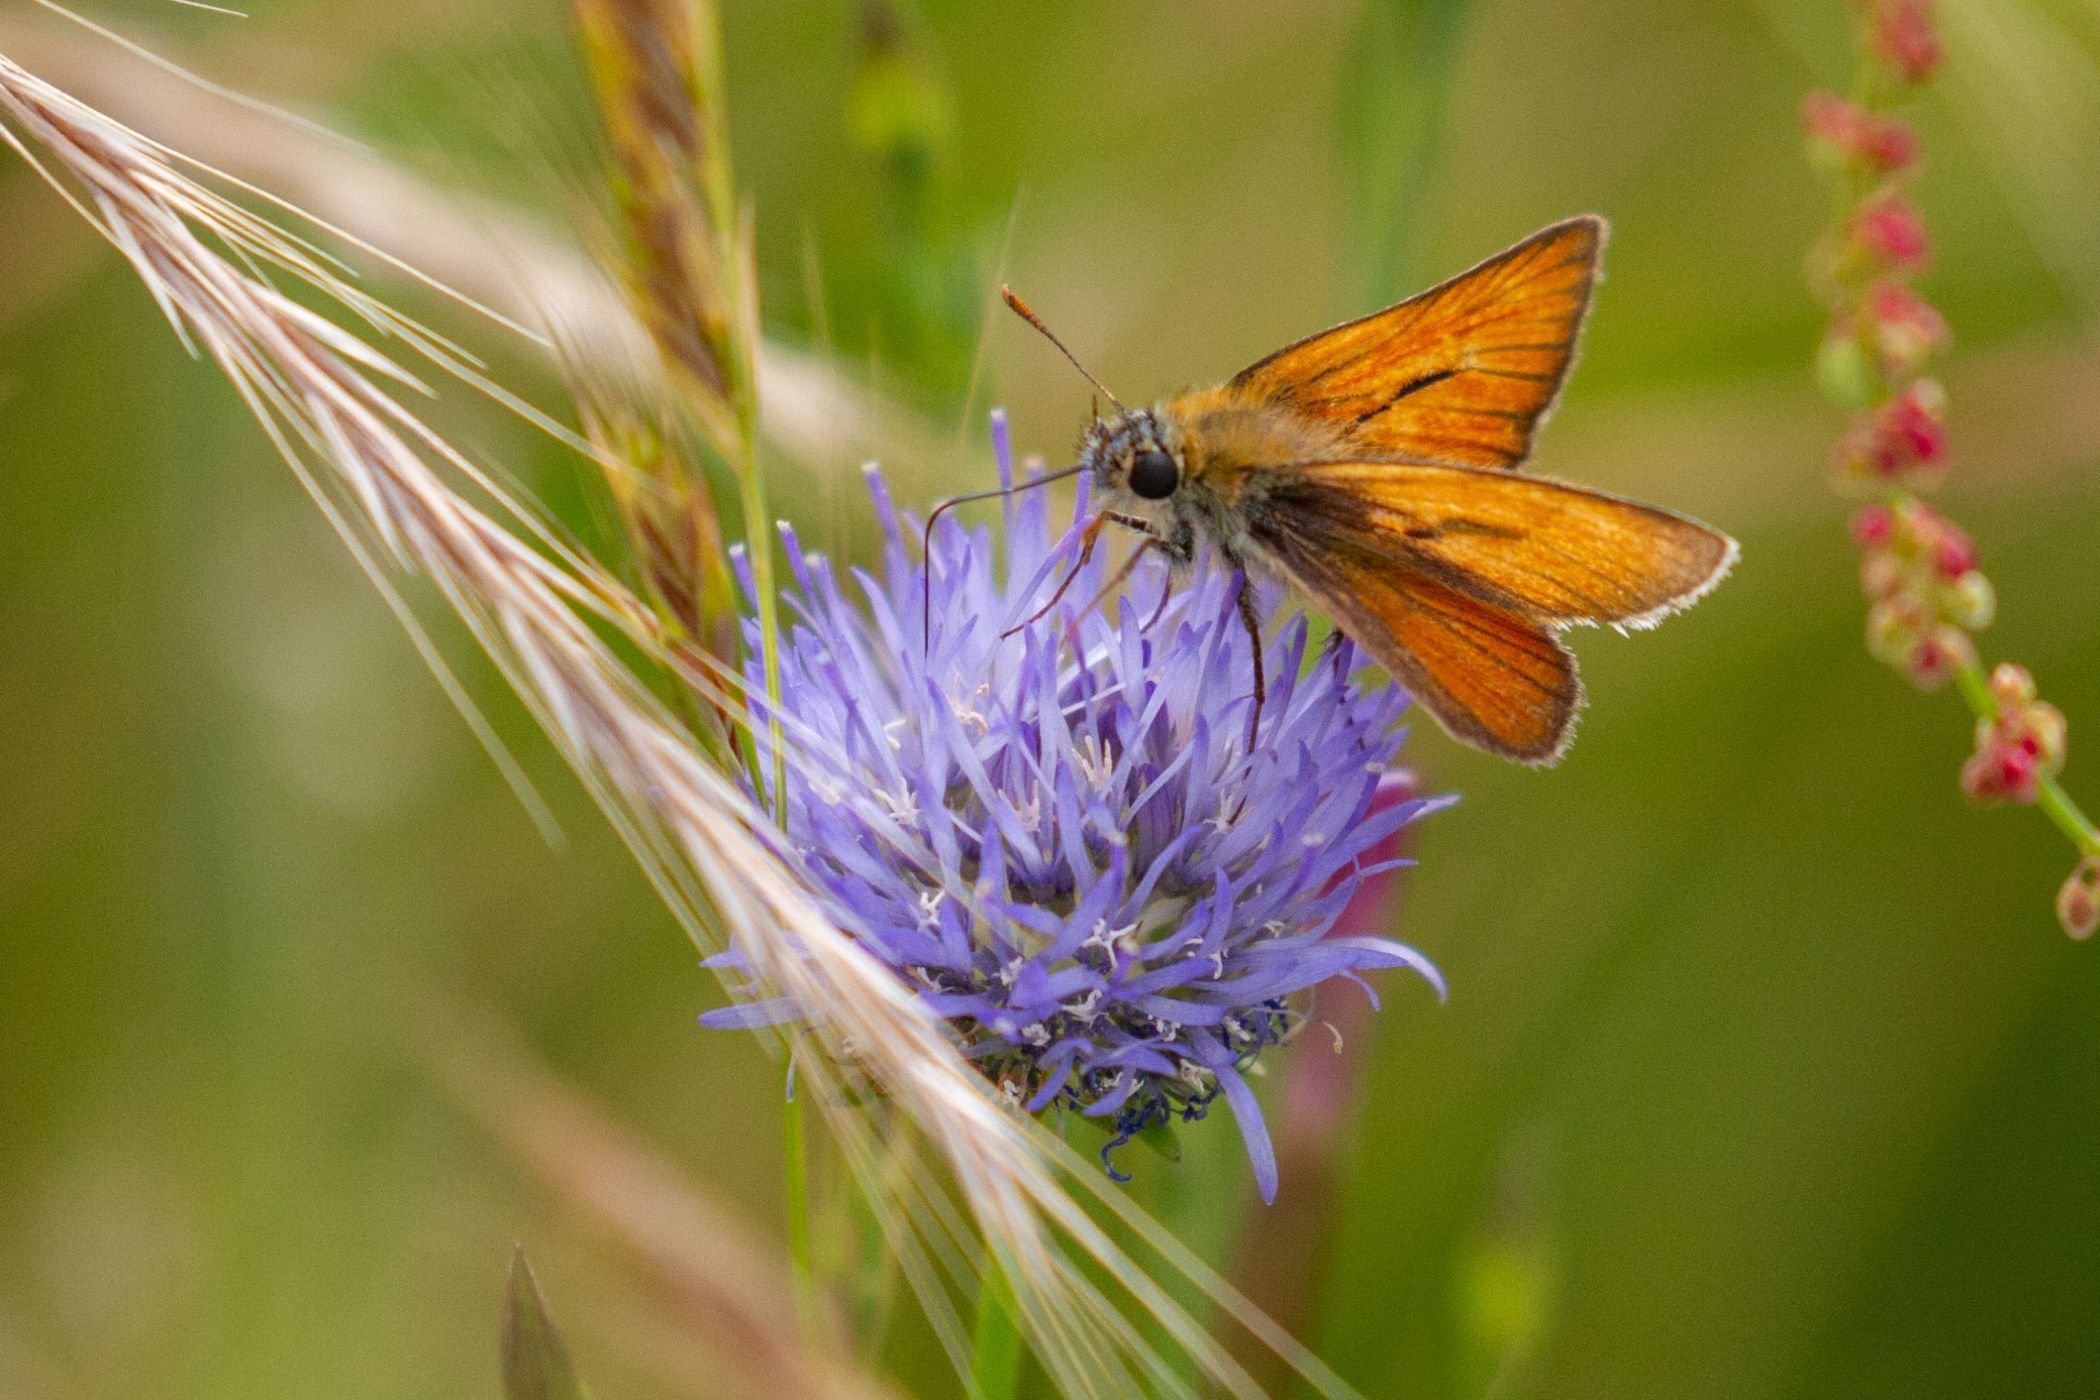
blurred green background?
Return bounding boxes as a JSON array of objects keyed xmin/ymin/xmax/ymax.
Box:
[{"xmin": 4, "ymin": 1, "xmax": 2100, "ymax": 1396}]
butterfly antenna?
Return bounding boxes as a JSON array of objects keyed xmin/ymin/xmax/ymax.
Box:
[
  {"xmin": 1002, "ymin": 286, "xmax": 1125, "ymax": 412},
  {"xmin": 921, "ymin": 462, "xmax": 1088, "ymax": 654}
]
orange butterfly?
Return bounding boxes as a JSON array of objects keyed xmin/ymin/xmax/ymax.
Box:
[{"xmin": 1001, "ymin": 216, "xmax": 1736, "ymax": 764}]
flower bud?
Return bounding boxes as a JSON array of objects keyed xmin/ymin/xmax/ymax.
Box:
[
  {"xmin": 1988, "ymin": 663, "xmax": 2037, "ymax": 709},
  {"xmin": 1866, "ymin": 595, "xmax": 1923, "ymax": 667},
  {"xmin": 2029, "ymin": 702, "xmax": 2068, "ymax": 771},
  {"xmin": 1906, "ymin": 624, "xmax": 1970, "ymax": 691},
  {"xmin": 1865, "ymin": 0, "xmax": 1943, "ymax": 86},
  {"xmin": 1865, "ymin": 282, "xmax": 1949, "ymax": 377},
  {"xmin": 1802, "ymin": 93, "xmax": 1921, "ymax": 177},
  {"xmin": 1942, "ymin": 570, "xmax": 1995, "ymax": 630},
  {"xmin": 1961, "ymin": 742, "xmax": 2035, "ymax": 804},
  {"xmin": 1964, "ymin": 677, "xmax": 2068, "ymax": 805},
  {"xmin": 1850, "ymin": 194, "xmax": 1931, "ymax": 274},
  {"xmin": 1860, "ymin": 551, "xmax": 1904, "ymax": 599},
  {"xmin": 1851, "ymin": 504, "xmax": 1895, "ymax": 549},
  {"xmin": 1836, "ymin": 380, "xmax": 1949, "ymax": 484},
  {"xmin": 2058, "ymin": 858, "xmax": 2100, "ymax": 941},
  {"xmin": 1930, "ymin": 523, "xmax": 1978, "ymax": 580}
]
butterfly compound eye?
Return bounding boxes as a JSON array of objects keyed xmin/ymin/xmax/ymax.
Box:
[{"xmin": 1128, "ymin": 449, "xmax": 1179, "ymax": 500}]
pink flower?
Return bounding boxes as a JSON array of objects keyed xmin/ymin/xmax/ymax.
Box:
[
  {"xmin": 1866, "ymin": 0, "xmax": 1943, "ymax": 85},
  {"xmin": 1962, "ymin": 670, "xmax": 2069, "ymax": 805},
  {"xmin": 1837, "ymin": 380, "xmax": 1948, "ymax": 483},
  {"xmin": 1884, "ymin": 381, "xmax": 1948, "ymax": 465},
  {"xmin": 1930, "ymin": 523, "xmax": 1977, "ymax": 581},
  {"xmin": 1850, "ymin": 194, "xmax": 1931, "ymax": 273},
  {"xmin": 1865, "ymin": 281, "xmax": 1949, "ymax": 375},
  {"xmin": 2059, "ymin": 859, "xmax": 2100, "ymax": 941},
  {"xmin": 1851, "ymin": 503, "xmax": 1895, "ymax": 549},
  {"xmin": 1802, "ymin": 92, "xmax": 1920, "ymax": 176}
]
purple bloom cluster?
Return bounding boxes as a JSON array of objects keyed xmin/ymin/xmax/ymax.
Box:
[{"xmin": 714, "ymin": 414, "xmax": 1445, "ymax": 1201}]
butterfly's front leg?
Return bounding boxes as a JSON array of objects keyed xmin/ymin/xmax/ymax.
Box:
[
  {"xmin": 1003, "ymin": 510, "xmax": 1165, "ymax": 639},
  {"xmin": 1233, "ymin": 569, "xmax": 1266, "ymax": 751}
]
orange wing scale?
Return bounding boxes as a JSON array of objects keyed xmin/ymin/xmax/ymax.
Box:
[{"xmin": 1229, "ymin": 217, "xmax": 1602, "ymax": 470}]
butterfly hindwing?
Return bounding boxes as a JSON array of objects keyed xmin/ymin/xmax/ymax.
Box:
[
  {"xmin": 1266, "ymin": 534, "xmax": 1582, "ymax": 763},
  {"xmin": 1228, "ymin": 217, "xmax": 1603, "ymax": 470}
]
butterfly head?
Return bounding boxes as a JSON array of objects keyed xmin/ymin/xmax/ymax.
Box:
[{"xmin": 1079, "ymin": 407, "xmax": 1186, "ymax": 504}]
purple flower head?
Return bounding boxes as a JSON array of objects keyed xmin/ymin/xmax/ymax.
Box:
[{"xmin": 715, "ymin": 412, "xmax": 1448, "ymax": 1202}]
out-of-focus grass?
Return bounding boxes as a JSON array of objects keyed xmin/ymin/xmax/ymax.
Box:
[{"xmin": 2, "ymin": 2, "xmax": 2097, "ymax": 1397}]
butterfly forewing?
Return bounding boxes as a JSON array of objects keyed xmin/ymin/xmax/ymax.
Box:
[
  {"xmin": 1228, "ymin": 217, "xmax": 1602, "ymax": 470},
  {"xmin": 1263, "ymin": 460, "xmax": 1737, "ymax": 627}
]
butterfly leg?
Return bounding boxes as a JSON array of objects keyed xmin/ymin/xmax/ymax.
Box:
[
  {"xmin": 1001, "ymin": 511, "xmax": 1159, "ymax": 639},
  {"xmin": 1066, "ymin": 536, "xmax": 1163, "ymax": 628},
  {"xmin": 1142, "ymin": 569, "xmax": 1175, "ymax": 632}
]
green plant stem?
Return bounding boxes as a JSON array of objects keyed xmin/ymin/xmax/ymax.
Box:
[
  {"xmin": 783, "ymin": 1076, "xmax": 818, "ymax": 1333},
  {"xmin": 969, "ymin": 1259, "xmax": 1023, "ymax": 1400},
  {"xmin": 1953, "ymin": 658, "xmax": 2100, "ymax": 858},
  {"xmin": 735, "ymin": 438, "xmax": 790, "ymax": 822},
  {"xmin": 1342, "ymin": 0, "xmax": 1473, "ymax": 303}
]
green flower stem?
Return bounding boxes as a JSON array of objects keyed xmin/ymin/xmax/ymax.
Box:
[
  {"xmin": 783, "ymin": 1077, "xmax": 818, "ymax": 1333},
  {"xmin": 2037, "ymin": 778, "xmax": 2100, "ymax": 859},
  {"xmin": 969, "ymin": 1259, "xmax": 1023, "ymax": 1400}
]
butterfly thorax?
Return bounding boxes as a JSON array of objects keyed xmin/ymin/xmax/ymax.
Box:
[{"xmin": 1081, "ymin": 391, "xmax": 1348, "ymax": 568}]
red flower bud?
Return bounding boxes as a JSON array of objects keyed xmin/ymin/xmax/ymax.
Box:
[
  {"xmin": 1865, "ymin": 281, "xmax": 1949, "ymax": 376},
  {"xmin": 1964, "ymin": 678, "xmax": 2069, "ymax": 805},
  {"xmin": 2059, "ymin": 858, "xmax": 2100, "ymax": 941},
  {"xmin": 1906, "ymin": 625, "xmax": 1969, "ymax": 691},
  {"xmin": 1802, "ymin": 93, "xmax": 1921, "ymax": 176},
  {"xmin": 1836, "ymin": 380, "xmax": 1948, "ymax": 484},
  {"xmin": 1932, "ymin": 527, "xmax": 1977, "ymax": 581},
  {"xmin": 1850, "ymin": 194, "xmax": 1931, "ymax": 274},
  {"xmin": 1851, "ymin": 504, "xmax": 1895, "ymax": 548},
  {"xmin": 1866, "ymin": 0, "xmax": 1943, "ymax": 85},
  {"xmin": 1988, "ymin": 663, "xmax": 2037, "ymax": 710}
]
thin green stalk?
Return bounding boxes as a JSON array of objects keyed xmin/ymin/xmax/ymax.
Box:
[
  {"xmin": 783, "ymin": 1074, "xmax": 818, "ymax": 1332},
  {"xmin": 1342, "ymin": 0, "xmax": 1474, "ymax": 303},
  {"xmin": 969, "ymin": 1259, "xmax": 1023, "ymax": 1400},
  {"xmin": 732, "ymin": 422, "xmax": 789, "ymax": 822}
]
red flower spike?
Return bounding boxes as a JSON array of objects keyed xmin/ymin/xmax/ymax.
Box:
[{"xmin": 1885, "ymin": 380, "xmax": 1949, "ymax": 470}]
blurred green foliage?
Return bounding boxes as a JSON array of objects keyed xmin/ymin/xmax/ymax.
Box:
[{"xmin": 2, "ymin": 2, "xmax": 2099, "ymax": 1397}]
